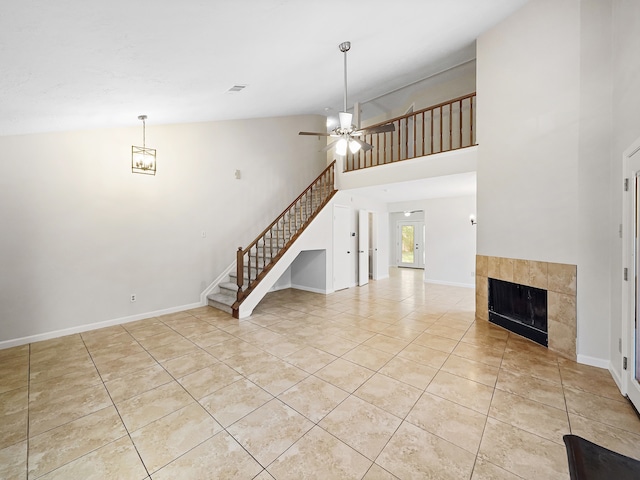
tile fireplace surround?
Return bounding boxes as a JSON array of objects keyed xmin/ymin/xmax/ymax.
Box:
[{"xmin": 475, "ymin": 255, "xmax": 577, "ymax": 360}]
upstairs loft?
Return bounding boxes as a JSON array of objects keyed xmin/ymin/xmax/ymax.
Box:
[{"xmin": 342, "ymin": 92, "xmax": 476, "ymax": 172}]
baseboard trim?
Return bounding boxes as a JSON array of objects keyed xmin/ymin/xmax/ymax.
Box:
[
  {"xmin": 291, "ymin": 284, "xmax": 328, "ymax": 294},
  {"xmin": 0, "ymin": 301, "xmax": 202, "ymax": 350},
  {"xmin": 576, "ymin": 353, "xmax": 609, "ymax": 369},
  {"xmin": 270, "ymin": 282, "xmax": 292, "ymax": 292},
  {"xmin": 425, "ymin": 279, "xmax": 475, "ymax": 289}
]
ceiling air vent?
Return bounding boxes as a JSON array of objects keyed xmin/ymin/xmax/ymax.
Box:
[{"xmin": 226, "ymin": 84, "xmax": 248, "ymax": 93}]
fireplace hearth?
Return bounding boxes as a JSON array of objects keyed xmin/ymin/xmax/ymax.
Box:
[{"xmin": 488, "ymin": 278, "xmax": 548, "ymax": 347}]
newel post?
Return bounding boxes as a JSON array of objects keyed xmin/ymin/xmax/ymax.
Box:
[{"xmin": 236, "ymin": 247, "xmax": 244, "ymax": 302}]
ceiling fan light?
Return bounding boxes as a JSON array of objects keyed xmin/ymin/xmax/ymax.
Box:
[
  {"xmin": 336, "ymin": 138, "xmax": 348, "ymax": 156},
  {"xmin": 349, "ymin": 139, "xmax": 361, "ymax": 154}
]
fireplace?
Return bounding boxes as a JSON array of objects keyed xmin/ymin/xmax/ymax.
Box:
[
  {"xmin": 475, "ymin": 255, "xmax": 577, "ymax": 360},
  {"xmin": 488, "ymin": 278, "xmax": 547, "ymax": 347}
]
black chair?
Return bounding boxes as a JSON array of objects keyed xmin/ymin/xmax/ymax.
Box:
[{"xmin": 563, "ymin": 434, "xmax": 640, "ymax": 480}]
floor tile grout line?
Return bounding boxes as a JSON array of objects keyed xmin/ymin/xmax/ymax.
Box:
[
  {"xmin": 17, "ymin": 274, "xmax": 631, "ymax": 479},
  {"xmin": 469, "ymin": 363, "xmax": 500, "ymax": 479},
  {"xmin": 110, "ymin": 313, "xmax": 273, "ymax": 477},
  {"xmin": 81, "ymin": 332, "xmax": 153, "ymax": 480},
  {"xmin": 28, "ymin": 332, "xmax": 148, "ymax": 479}
]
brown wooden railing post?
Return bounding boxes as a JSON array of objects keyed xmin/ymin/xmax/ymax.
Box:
[{"xmin": 236, "ymin": 247, "xmax": 244, "ymax": 302}]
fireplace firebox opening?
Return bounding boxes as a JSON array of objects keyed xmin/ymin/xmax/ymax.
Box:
[{"xmin": 488, "ymin": 278, "xmax": 548, "ymax": 347}]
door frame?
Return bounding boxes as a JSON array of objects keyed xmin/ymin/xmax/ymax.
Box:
[
  {"xmin": 397, "ymin": 220, "xmax": 424, "ymax": 268},
  {"xmin": 622, "ymin": 135, "xmax": 640, "ymax": 410}
]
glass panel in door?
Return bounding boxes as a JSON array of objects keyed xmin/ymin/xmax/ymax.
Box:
[{"xmin": 401, "ymin": 225, "xmax": 415, "ymax": 264}]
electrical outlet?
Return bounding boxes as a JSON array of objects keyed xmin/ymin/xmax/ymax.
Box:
[{"xmin": 130, "ymin": 294, "xmax": 136, "ymax": 303}]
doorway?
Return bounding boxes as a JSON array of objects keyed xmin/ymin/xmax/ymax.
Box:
[
  {"xmin": 623, "ymin": 136, "xmax": 640, "ymax": 412},
  {"xmin": 397, "ymin": 221, "xmax": 424, "ymax": 269},
  {"xmin": 333, "ymin": 205, "xmax": 352, "ymax": 291}
]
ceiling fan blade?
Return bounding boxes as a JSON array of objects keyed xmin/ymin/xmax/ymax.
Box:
[
  {"xmin": 338, "ymin": 112, "xmax": 353, "ymax": 130},
  {"xmin": 358, "ymin": 123, "xmax": 396, "ymax": 135},
  {"xmin": 299, "ymin": 131, "xmax": 330, "ymax": 136},
  {"xmin": 351, "ymin": 137, "xmax": 374, "ymax": 152},
  {"xmin": 321, "ymin": 140, "xmax": 339, "ymax": 152}
]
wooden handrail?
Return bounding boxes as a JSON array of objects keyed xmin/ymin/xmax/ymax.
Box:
[
  {"xmin": 233, "ymin": 161, "xmax": 337, "ymax": 317},
  {"xmin": 364, "ymin": 92, "xmax": 476, "ymax": 132},
  {"xmin": 346, "ymin": 92, "xmax": 476, "ymax": 172},
  {"xmin": 241, "ymin": 161, "xmax": 336, "ymax": 253}
]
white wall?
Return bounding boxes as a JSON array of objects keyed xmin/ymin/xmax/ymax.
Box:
[
  {"xmin": 336, "ymin": 146, "xmax": 477, "ymax": 192},
  {"xmin": 423, "ymin": 195, "xmax": 477, "ymax": 288},
  {"xmin": 577, "ymin": 0, "xmax": 613, "ymax": 367},
  {"xmin": 360, "ymin": 61, "xmax": 477, "ymax": 126},
  {"xmin": 477, "ymin": 0, "xmax": 580, "ymax": 264},
  {"xmin": 477, "ymin": 0, "xmax": 631, "ymax": 366},
  {"xmin": 291, "ymin": 250, "xmax": 327, "ymax": 293},
  {"xmin": 386, "ymin": 196, "xmax": 476, "ymax": 286},
  {"xmin": 0, "ymin": 115, "xmax": 326, "ymax": 344}
]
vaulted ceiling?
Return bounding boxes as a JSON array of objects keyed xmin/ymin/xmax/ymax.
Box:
[{"xmin": 0, "ymin": 0, "xmax": 528, "ymax": 136}]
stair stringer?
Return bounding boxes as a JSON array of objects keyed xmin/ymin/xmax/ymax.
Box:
[{"xmin": 236, "ymin": 195, "xmax": 337, "ymax": 319}]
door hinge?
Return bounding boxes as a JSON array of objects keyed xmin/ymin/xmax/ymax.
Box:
[
  {"xmin": 625, "ymin": 178, "xmax": 630, "ymax": 191},
  {"xmin": 619, "ymin": 224, "xmax": 623, "ymax": 238},
  {"xmin": 624, "ymin": 267, "xmax": 629, "ymax": 281},
  {"xmin": 624, "ymin": 356, "xmax": 628, "ymax": 370}
]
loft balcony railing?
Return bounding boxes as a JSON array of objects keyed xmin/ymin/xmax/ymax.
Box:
[
  {"xmin": 344, "ymin": 92, "xmax": 476, "ymax": 172},
  {"xmin": 232, "ymin": 160, "xmax": 337, "ymax": 318}
]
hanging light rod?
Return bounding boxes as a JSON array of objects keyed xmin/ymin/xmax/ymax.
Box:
[
  {"xmin": 338, "ymin": 41, "xmax": 351, "ymax": 113},
  {"xmin": 132, "ymin": 114, "xmax": 156, "ymax": 175}
]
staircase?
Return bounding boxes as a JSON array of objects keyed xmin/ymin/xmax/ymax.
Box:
[{"xmin": 207, "ymin": 161, "xmax": 337, "ymax": 317}]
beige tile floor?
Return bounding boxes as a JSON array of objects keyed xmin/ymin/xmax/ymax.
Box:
[{"xmin": 2, "ymin": 268, "xmax": 640, "ymax": 479}]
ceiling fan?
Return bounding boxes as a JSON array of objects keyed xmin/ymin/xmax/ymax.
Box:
[{"xmin": 299, "ymin": 41, "xmax": 395, "ymax": 156}]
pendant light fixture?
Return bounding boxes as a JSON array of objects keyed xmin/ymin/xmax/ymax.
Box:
[{"xmin": 132, "ymin": 115, "xmax": 156, "ymax": 175}]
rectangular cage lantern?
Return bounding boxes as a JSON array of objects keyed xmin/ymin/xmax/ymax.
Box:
[{"xmin": 132, "ymin": 146, "xmax": 156, "ymax": 175}]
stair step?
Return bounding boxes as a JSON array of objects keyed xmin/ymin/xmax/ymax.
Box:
[
  {"xmin": 219, "ymin": 281, "xmax": 237, "ymax": 294},
  {"xmin": 207, "ymin": 292, "xmax": 234, "ymax": 315}
]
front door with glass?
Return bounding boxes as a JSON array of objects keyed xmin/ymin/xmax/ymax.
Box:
[{"xmin": 398, "ymin": 221, "xmax": 424, "ymax": 268}]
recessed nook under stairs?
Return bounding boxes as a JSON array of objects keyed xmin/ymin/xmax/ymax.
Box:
[{"xmin": 476, "ymin": 255, "xmax": 577, "ymax": 360}]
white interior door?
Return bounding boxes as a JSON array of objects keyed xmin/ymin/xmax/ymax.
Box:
[
  {"xmin": 397, "ymin": 221, "xmax": 424, "ymax": 268},
  {"xmin": 358, "ymin": 210, "xmax": 369, "ymax": 286},
  {"xmin": 624, "ymin": 140, "xmax": 640, "ymax": 411},
  {"xmin": 333, "ymin": 205, "xmax": 351, "ymax": 291}
]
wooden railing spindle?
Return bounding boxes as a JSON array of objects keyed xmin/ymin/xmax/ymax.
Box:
[
  {"xmin": 449, "ymin": 104, "xmax": 453, "ymax": 151},
  {"xmin": 430, "ymin": 109, "xmax": 434, "ymax": 155}
]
